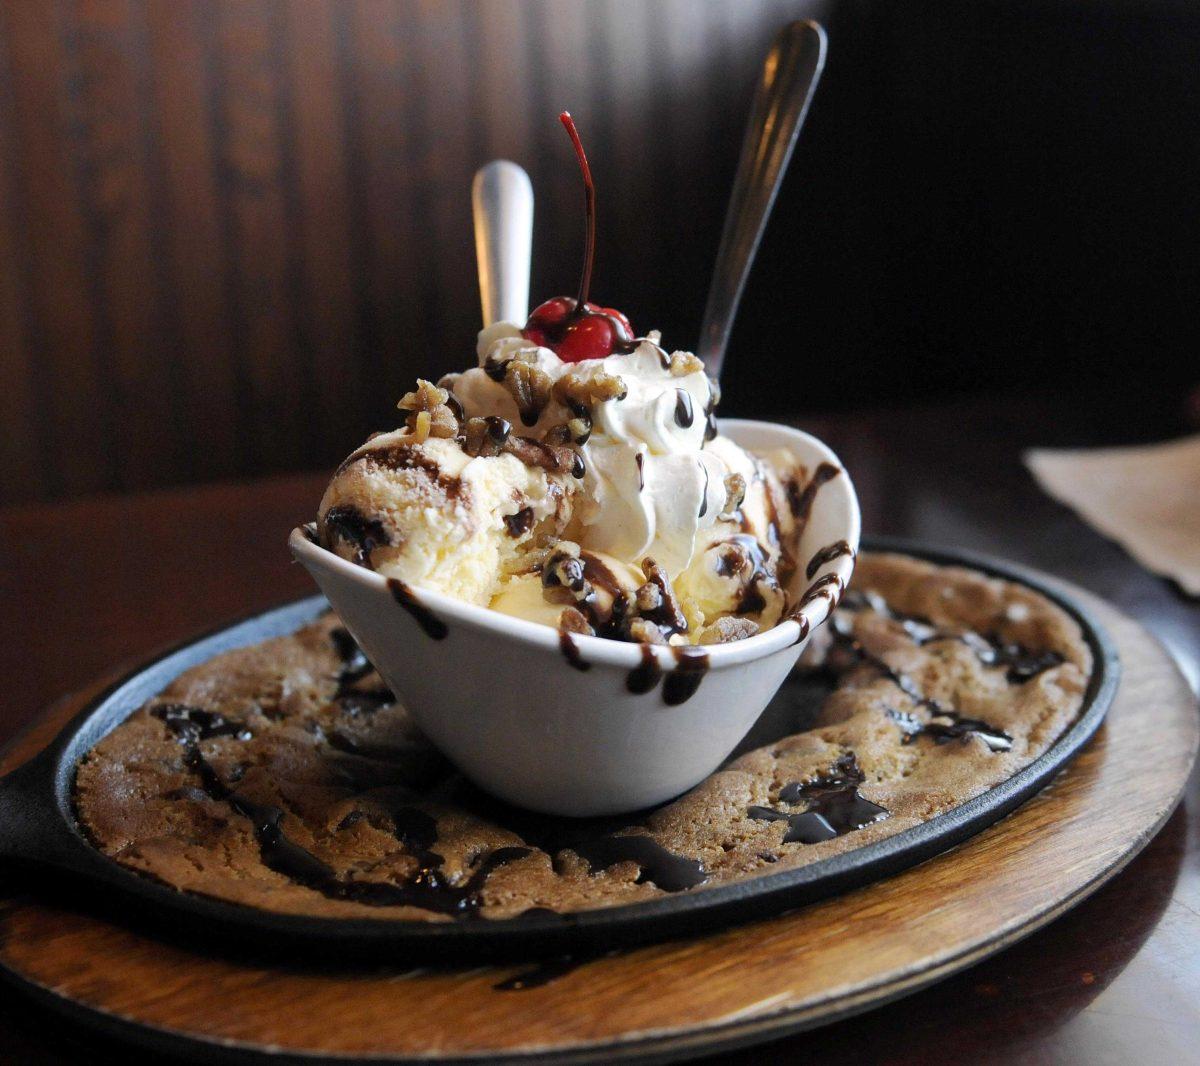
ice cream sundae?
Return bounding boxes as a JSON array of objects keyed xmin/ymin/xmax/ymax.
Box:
[{"xmin": 315, "ymin": 114, "xmax": 813, "ymax": 646}]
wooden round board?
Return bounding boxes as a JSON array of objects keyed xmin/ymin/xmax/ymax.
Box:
[{"xmin": 0, "ymin": 589, "xmax": 1194, "ymax": 1065}]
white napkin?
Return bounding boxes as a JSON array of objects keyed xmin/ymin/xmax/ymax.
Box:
[{"xmin": 1025, "ymin": 435, "xmax": 1200, "ymax": 595}]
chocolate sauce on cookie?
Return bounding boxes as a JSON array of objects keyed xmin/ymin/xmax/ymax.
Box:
[
  {"xmin": 837, "ymin": 590, "xmax": 1064, "ymax": 686},
  {"xmin": 569, "ymin": 834, "xmax": 706, "ymax": 891},
  {"xmin": 181, "ymin": 744, "xmax": 532, "ymax": 916},
  {"xmin": 828, "ymin": 611, "xmax": 1015, "ymax": 752},
  {"xmin": 886, "ymin": 706, "xmax": 1013, "ymax": 752},
  {"xmin": 153, "ymin": 704, "xmax": 251, "ymax": 744},
  {"xmin": 387, "ymin": 578, "xmax": 448, "ymax": 640},
  {"xmin": 748, "ymin": 753, "xmax": 888, "ymax": 843}
]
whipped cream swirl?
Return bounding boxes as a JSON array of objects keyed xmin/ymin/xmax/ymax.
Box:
[{"xmin": 444, "ymin": 322, "xmax": 727, "ymax": 574}]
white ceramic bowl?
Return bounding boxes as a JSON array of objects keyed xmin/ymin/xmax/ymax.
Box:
[{"xmin": 290, "ymin": 420, "xmax": 860, "ymax": 816}]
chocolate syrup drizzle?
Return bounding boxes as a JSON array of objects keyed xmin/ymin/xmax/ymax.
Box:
[
  {"xmin": 748, "ymin": 753, "xmax": 888, "ymax": 843},
  {"xmin": 663, "ymin": 646, "xmax": 710, "ymax": 706},
  {"xmin": 320, "ymin": 506, "xmax": 390, "ymax": 567},
  {"xmin": 839, "ymin": 591, "xmax": 1065, "ymax": 686},
  {"xmin": 674, "ymin": 389, "xmax": 694, "ymax": 429},
  {"xmin": 787, "ymin": 462, "xmax": 841, "ymax": 534},
  {"xmin": 170, "ymin": 720, "xmax": 532, "ymax": 917},
  {"xmin": 568, "ymin": 834, "xmax": 706, "ymax": 891},
  {"xmin": 505, "ymin": 507, "xmax": 535, "ymax": 538},
  {"xmin": 626, "ymin": 644, "xmax": 664, "ymax": 694},
  {"xmin": 828, "ymin": 607, "xmax": 1015, "ymax": 752},
  {"xmin": 150, "ymin": 675, "xmax": 710, "ymax": 919},
  {"xmin": 386, "ymin": 577, "xmax": 448, "ymax": 640},
  {"xmin": 153, "ymin": 704, "xmax": 252, "ymax": 744},
  {"xmin": 558, "ymin": 629, "xmax": 591, "ymax": 671},
  {"xmin": 805, "ymin": 539, "xmax": 855, "ymax": 581}
]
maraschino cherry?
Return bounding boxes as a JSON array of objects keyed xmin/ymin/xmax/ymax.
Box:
[{"xmin": 522, "ymin": 112, "xmax": 636, "ymax": 363}]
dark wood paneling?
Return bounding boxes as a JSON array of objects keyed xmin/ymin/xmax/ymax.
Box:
[
  {"xmin": 1, "ymin": 0, "xmax": 1197, "ymax": 503},
  {"xmin": 0, "ymin": 0, "xmax": 797, "ymax": 503}
]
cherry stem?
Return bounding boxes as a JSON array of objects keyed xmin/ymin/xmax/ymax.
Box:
[{"xmin": 559, "ymin": 111, "xmax": 595, "ymax": 316}]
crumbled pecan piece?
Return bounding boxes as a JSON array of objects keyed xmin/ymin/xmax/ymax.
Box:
[
  {"xmin": 668, "ymin": 351, "xmax": 704, "ymax": 377},
  {"xmin": 553, "ymin": 368, "xmax": 627, "ymax": 409},
  {"xmin": 503, "ymin": 435, "xmax": 577, "ymax": 476},
  {"xmin": 635, "ymin": 581, "xmax": 663, "ymax": 614},
  {"xmin": 397, "ymin": 378, "xmax": 458, "ymax": 440},
  {"xmin": 559, "ymin": 606, "xmax": 594, "ymax": 636},
  {"xmin": 720, "ymin": 473, "xmax": 746, "ymax": 519},
  {"xmin": 503, "ymin": 361, "xmax": 554, "ymax": 426},
  {"xmin": 624, "ymin": 617, "xmax": 668, "ymax": 644},
  {"xmin": 462, "ymin": 415, "xmax": 512, "ymax": 457},
  {"xmin": 637, "ymin": 558, "xmax": 688, "ymax": 636},
  {"xmin": 698, "ymin": 617, "xmax": 760, "ymax": 644},
  {"xmin": 397, "ymin": 379, "xmax": 448, "ymax": 413}
]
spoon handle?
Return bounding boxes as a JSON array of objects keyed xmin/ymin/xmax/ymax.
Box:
[
  {"xmin": 472, "ymin": 160, "xmax": 534, "ymax": 328},
  {"xmin": 697, "ymin": 20, "xmax": 828, "ymax": 378}
]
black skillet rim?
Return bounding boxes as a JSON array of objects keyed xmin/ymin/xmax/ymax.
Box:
[{"xmin": 1, "ymin": 537, "xmax": 1121, "ymax": 960}]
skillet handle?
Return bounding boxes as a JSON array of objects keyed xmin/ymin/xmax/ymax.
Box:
[{"xmin": 0, "ymin": 746, "xmax": 86, "ymax": 869}]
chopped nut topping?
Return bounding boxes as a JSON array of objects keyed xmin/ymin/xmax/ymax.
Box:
[
  {"xmin": 426, "ymin": 405, "xmax": 458, "ymax": 439},
  {"xmin": 553, "ymin": 368, "xmax": 627, "ymax": 409},
  {"xmin": 462, "ymin": 415, "xmax": 512, "ymax": 457},
  {"xmin": 411, "ymin": 409, "xmax": 432, "ymax": 443},
  {"xmin": 397, "ymin": 378, "xmax": 458, "ymax": 440},
  {"xmin": 397, "ymin": 378, "xmax": 449, "ymax": 412},
  {"xmin": 626, "ymin": 617, "xmax": 669, "ymax": 644},
  {"xmin": 720, "ymin": 473, "xmax": 747, "ymax": 519},
  {"xmin": 559, "ymin": 606, "xmax": 594, "ymax": 636},
  {"xmin": 638, "ymin": 557, "xmax": 688, "ymax": 636},
  {"xmin": 503, "ymin": 361, "xmax": 554, "ymax": 426},
  {"xmin": 635, "ymin": 581, "xmax": 663, "ymax": 614},
  {"xmin": 668, "ymin": 351, "xmax": 703, "ymax": 377},
  {"xmin": 503, "ymin": 435, "xmax": 577, "ymax": 476},
  {"xmin": 699, "ymin": 617, "xmax": 760, "ymax": 644}
]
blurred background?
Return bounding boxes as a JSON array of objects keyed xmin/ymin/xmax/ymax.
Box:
[{"xmin": 0, "ymin": 0, "xmax": 1196, "ymax": 505}]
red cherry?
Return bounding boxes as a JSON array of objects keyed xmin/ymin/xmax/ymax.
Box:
[
  {"xmin": 522, "ymin": 296, "xmax": 574, "ymax": 347},
  {"xmin": 518, "ymin": 115, "xmax": 637, "ymax": 362},
  {"xmin": 557, "ymin": 314, "xmax": 618, "ymax": 363},
  {"xmin": 598, "ymin": 305, "xmax": 633, "ymax": 338}
]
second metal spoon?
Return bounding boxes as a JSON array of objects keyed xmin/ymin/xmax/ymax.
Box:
[{"xmin": 697, "ymin": 20, "xmax": 828, "ymax": 379}]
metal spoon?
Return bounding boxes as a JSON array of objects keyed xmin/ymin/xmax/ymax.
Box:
[
  {"xmin": 472, "ymin": 159, "xmax": 534, "ymax": 327},
  {"xmin": 697, "ymin": 20, "xmax": 828, "ymax": 378}
]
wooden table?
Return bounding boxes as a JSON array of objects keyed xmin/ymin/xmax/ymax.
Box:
[{"xmin": 1, "ymin": 390, "xmax": 1196, "ymax": 1065}]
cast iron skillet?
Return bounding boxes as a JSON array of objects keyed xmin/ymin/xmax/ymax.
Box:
[{"xmin": 0, "ymin": 539, "xmax": 1119, "ymax": 962}]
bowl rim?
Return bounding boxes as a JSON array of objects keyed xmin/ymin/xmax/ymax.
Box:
[{"xmin": 289, "ymin": 419, "xmax": 861, "ymax": 671}]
